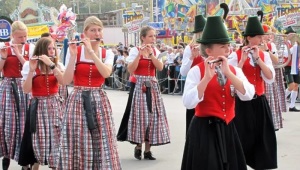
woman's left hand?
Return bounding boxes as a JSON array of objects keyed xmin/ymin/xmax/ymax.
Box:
[{"xmin": 38, "ymin": 54, "xmax": 54, "ymax": 66}]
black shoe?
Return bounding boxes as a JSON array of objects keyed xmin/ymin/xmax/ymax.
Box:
[
  {"xmin": 144, "ymin": 151, "xmax": 156, "ymax": 160},
  {"xmin": 134, "ymin": 146, "xmax": 142, "ymax": 160},
  {"xmin": 289, "ymin": 107, "xmax": 300, "ymax": 112},
  {"xmin": 2, "ymin": 158, "xmax": 10, "ymax": 170}
]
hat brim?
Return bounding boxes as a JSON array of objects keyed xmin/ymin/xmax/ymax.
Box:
[
  {"xmin": 192, "ymin": 28, "xmax": 204, "ymax": 33},
  {"xmin": 243, "ymin": 32, "xmax": 265, "ymax": 36},
  {"xmin": 197, "ymin": 38, "xmax": 230, "ymax": 44}
]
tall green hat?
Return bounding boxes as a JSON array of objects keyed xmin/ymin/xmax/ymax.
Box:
[
  {"xmin": 284, "ymin": 26, "xmax": 296, "ymax": 34},
  {"xmin": 243, "ymin": 16, "xmax": 265, "ymax": 36},
  {"xmin": 192, "ymin": 15, "xmax": 206, "ymax": 33},
  {"xmin": 196, "ymin": 16, "xmax": 230, "ymax": 44}
]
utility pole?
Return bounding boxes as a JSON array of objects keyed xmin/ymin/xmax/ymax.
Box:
[{"xmin": 150, "ymin": 0, "xmax": 153, "ymax": 22}]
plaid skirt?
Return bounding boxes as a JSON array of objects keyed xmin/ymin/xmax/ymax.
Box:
[
  {"xmin": 18, "ymin": 95, "xmax": 63, "ymax": 168},
  {"xmin": 0, "ymin": 78, "xmax": 27, "ymax": 161},
  {"xmin": 126, "ymin": 75, "xmax": 170, "ymax": 145},
  {"xmin": 58, "ymin": 85, "xmax": 68, "ymax": 104},
  {"xmin": 58, "ymin": 86, "xmax": 121, "ymax": 170},
  {"xmin": 265, "ymin": 68, "xmax": 284, "ymax": 130}
]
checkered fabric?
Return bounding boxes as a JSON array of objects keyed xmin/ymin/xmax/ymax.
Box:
[
  {"xmin": 127, "ymin": 75, "xmax": 171, "ymax": 145},
  {"xmin": 0, "ymin": 78, "xmax": 27, "ymax": 161},
  {"xmin": 58, "ymin": 86, "xmax": 121, "ymax": 170}
]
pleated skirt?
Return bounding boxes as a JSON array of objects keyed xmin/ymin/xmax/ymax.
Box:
[
  {"xmin": 181, "ymin": 116, "xmax": 247, "ymax": 170},
  {"xmin": 234, "ymin": 95, "xmax": 277, "ymax": 169},
  {"xmin": 0, "ymin": 77, "xmax": 27, "ymax": 161},
  {"xmin": 18, "ymin": 95, "xmax": 63, "ymax": 168},
  {"xmin": 58, "ymin": 86, "xmax": 121, "ymax": 170},
  {"xmin": 126, "ymin": 75, "xmax": 170, "ymax": 145}
]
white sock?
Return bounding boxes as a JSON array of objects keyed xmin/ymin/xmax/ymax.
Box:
[
  {"xmin": 285, "ymin": 89, "xmax": 292, "ymax": 99},
  {"xmin": 290, "ymin": 91, "xmax": 298, "ymax": 108}
]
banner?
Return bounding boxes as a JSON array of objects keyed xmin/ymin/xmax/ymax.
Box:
[{"xmin": 27, "ymin": 25, "xmax": 49, "ymax": 37}]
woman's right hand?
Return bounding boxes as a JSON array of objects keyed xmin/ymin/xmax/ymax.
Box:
[
  {"xmin": 29, "ymin": 56, "xmax": 38, "ymax": 72},
  {"xmin": 68, "ymin": 40, "xmax": 78, "ymax": 57},
  {"xmin": 0, "ymin": 48, "xmax": 7, "ymax": 59},
  {"xmin": 190, "ymin": 44, "xmax": 200, "ymax": 60},
  {"xmin": 203, "ymin": 56, "xmax": 216, "ymax": 81},
  {"xmin": 241, "ymin": 46, "xmax": 250, "ymax": 62}
]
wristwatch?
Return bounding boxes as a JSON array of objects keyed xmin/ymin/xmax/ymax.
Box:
[
  {"xmin": 265, "ymin": 49, "xmax": 270, "ymax": 52},
  {"xmin": 49, "ymin": 63, "xmax": 56, "ymax": 70}
]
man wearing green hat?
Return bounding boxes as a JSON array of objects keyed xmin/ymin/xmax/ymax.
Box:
[
  {"xmin": 181, "ymin": 15, "xmax": 254, "ymax": 170},
  {"xmin": 180, "ymin": 14, "xmax": 206, "ymax": 135},
  {"xmin": 283, "ymin": 26, "xmax": 300, "ymax": 112},
  {"xmin": 228, "ymin": 16, "xmax": 277, "ymax": 169}
]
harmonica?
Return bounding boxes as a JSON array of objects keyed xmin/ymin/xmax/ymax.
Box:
[
  {"xmin": 0, "ymin": 43, "xmax": 25, "ymax": 49},
  {"xmin": 244, "ymin": 48, "xmax": 254, "ymax": 53},
  {"xmin": 207, "ymin": 59, "xmax": 222, "ymax": 64},
  {"xmin": 68, "ymin": 38, "xmax": 103, "ymax": 44}
]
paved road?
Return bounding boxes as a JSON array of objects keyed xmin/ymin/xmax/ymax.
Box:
[{"xmin": 2, "ymin": 90, "xmax": 300, "ymax": 170}]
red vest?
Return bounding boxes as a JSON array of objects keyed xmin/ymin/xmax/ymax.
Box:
[
  {"xmin": 73, "ymin": 46, "xmax": 106, "ymax": 87},
  {"xmin": 236, "ymin": 49, "xmax": 265, "ymax": 95},
  {"xmin": 134, "ymin": 47, "xmax": 156, "ymax": 76},
  {"xmin": 31, "ymin": 69, "xmax": 59, "ymax": 96},
  {"xmin": 3, "ymin": 43, "xmax": 29, "ymax": 78},
  {"xmin": 194, "ymin": 62, "xmax": 236, "ymax": 124},
  {"xmin": 191, "ymin": 55, "xmax": 204, "ymax": 67}
]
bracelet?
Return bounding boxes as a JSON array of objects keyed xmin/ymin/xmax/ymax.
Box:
[
  {"xmin": 1, "ymin": 57, "xmax": 7, "ymax": 60},
  {"xmin": 49, "ymin": 63, "xmax": 56, "ymax": 70},
  {"xmin": 265, "ymin": 49, "xmax": 270, "ymax": 52},
  {"xmin": 255, "ymin": 57, "xmax": 260, "ymax": 61},
  {"xmin": 149, "ymin": 53, "xmax": 153, "ymax": 58}
]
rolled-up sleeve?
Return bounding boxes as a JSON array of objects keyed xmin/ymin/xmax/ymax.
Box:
[
  {"xmin": 182, "ymin": 66, "xmax": 203, "ymax": 109},
  {"xmin": 228, "ymin": 52, "xmax": 238, "ymax": 66},
  {"xmin": 261, "ymin": 52, "xmax": 275, "ymax": 84},
  {"xmin": 21, "ymin": 61, "xmax": 30, "ymax": 81},
  {"xmin": 234, "ymin": 67, "xmax": 255, "ymax": 101},
  {"xmin": 180, "ymin": 45, "xmax": 193, "ymax": 76}
]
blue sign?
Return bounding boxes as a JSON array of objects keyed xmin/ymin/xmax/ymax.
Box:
[{"xmin": 0, "ymin": 19, "xmax": 11, "ymax": 40}]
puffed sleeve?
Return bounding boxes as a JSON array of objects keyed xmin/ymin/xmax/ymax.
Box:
[
  {"xmin": 261, "ymin": 52, "xmax": 275, "ymax": 84},
  {"xmin": 104, "ymin": 48, "xmax": 114, "ymax": 65},
  {"xmin": 126, "ymin": 47, "xmax": 139, "ymax": 63},
  {"xmin": 182, "ymin": 66, "xmax": 203, "ymax": 109},
  {"xmin": 234, "ymin": 66, "xmax": 255, "ymax": 100},
  {"xmin": 21, "ymin": 61, "xmax": 31, "ymax": 81},
  {"xmin": 180, "ymin": 45, "xmax": 193, "ymax": 76},
  {"xmin": 228, "ymin": 52, "xmax": 238, "ymax": 66}
]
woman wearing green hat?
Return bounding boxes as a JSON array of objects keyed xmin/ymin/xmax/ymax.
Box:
[
  {"xmin": 181, "ymin": 15, "xmax": 254, "ymax": 170},
  {"xmin": 228, "ymin": 16, "xmax": 277, "ymax": 169},
  {"xmin": 180, "ymin": 14, "xmax": 206, "ymax": 135}
]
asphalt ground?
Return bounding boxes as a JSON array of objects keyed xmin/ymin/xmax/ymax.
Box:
[{"xmin": 2, "ymin": 89, "xmax": 300, "ymax": 170}]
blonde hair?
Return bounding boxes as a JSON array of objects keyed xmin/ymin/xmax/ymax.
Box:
[
  {"xmin": 11, "ymin": 21, "xmax": 27, "ymax": 33},
  {"xmin": 83, "ymin": 16, "xmax": 103, "ymax": 32}
]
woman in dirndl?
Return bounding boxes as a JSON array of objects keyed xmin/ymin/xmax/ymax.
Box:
[
  {"xmin": 58, "ymin": 16, "xmax": 121, "ymax": 170},
  {"xmin": 228, "ymin": 16, "xmax": 278, "ymax": 169},
  {"xmin": 261, "ymin": 24, "xmax": 285, "ymax": 130},
  {"xmin": 117, "ymin": 26, "xmax": 171, "ymax": 161},
  {"xmin": 0, "ymin": 20, "xmax": 35, "ymax": 170},
  {"xmin": 181, "ymin": 15, "xmax": 255, "ymax": 170},
  {"xmin": 19, "ymin": 37, "xmax": 64, "ymax": 170}
]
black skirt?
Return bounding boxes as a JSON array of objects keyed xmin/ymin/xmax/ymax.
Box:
[
  {"xmin": 234, "ymin": 95, "xmax": 277, "ymax": 169},
  {"xmin": 117, "ymin": 82, "xmax": 135, "ymax": 141},
  {"xmin": 18, "ymin": 107, "xmax": 37, "ymax": 166},
  {"xmin": 181, "ymin": 116, "xmax": 247, "ymax": 170}
]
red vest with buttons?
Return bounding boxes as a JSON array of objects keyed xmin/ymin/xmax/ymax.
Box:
[
  {"xmin": 236, "ymin": 49, "xmax": 265, "ymax": 95},
  {"xmin": 74, "ymin": 46, "xmax": 106, "ymax": 87},
  {"xmin": 191, "ymin": 55, "xmax": 204, "ymax": 67},
  {"xmin": 31, "ymin": 69, "xmax": 58, "ymax": 96},
  {"xmin": 194, "ymin": 62, "xmax": 236, "ymax": 124},
  {"xmin": 134, "ymin": 47, "xmax": 156, "ymax": 76},
  {"xmin": 3, "ymin": 42, "xmax": 29, "ymax": 78}
]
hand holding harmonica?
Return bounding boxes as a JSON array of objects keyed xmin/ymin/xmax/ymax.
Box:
[
  {"xmin": 207, "ymin": 58, "xmax": 222, "ymax": 64},
  {"xmin": 68, "ymin": 38, "xmax": 103, "ymax": 44}
]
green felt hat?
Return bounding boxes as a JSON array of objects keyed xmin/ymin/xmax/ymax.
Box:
[
  {"xmin": 243, "ymin": 16, "xmax": 265, "ymax": 36},
  {"xmin": 284, "ymin": 26, "xmax": 296, "ymax": 34},
  {"xmin": 196, "ymin": 16, "xmax": 230, "ymax": 44},
  {"xmin": 192, "ymin": 15, "xmax": 206, "ymax": 33}
]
